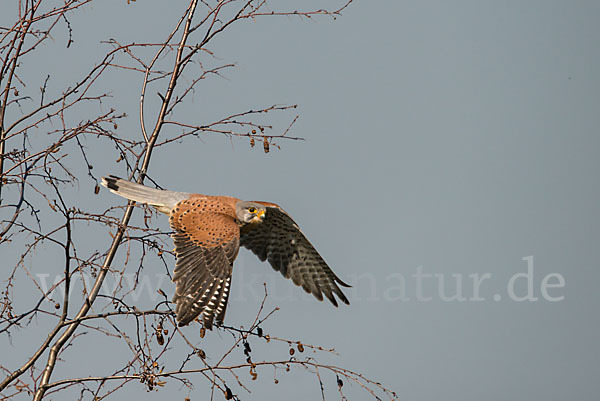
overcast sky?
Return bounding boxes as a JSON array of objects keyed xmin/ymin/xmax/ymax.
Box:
[{"xmin": 3, "ymin": 1, "xmax": 600, "ymax": 400}]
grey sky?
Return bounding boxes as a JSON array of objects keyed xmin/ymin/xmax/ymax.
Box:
[{"xmin": 2, "ymin": 1, "xmax": 600, "ymax": 400}]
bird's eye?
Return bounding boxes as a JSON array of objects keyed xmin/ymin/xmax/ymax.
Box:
[{"xmin": 248, "ymin": 207, "xmax": 257, "ymax": 213}]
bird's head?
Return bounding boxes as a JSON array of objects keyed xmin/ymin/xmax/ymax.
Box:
[{"xmin": 236, "ymin": 201, "xmax": 266, "ymax": 224}]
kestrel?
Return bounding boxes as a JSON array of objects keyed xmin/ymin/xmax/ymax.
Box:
[{"xmin": 101, "ymin": 176, "xmax": 350, "ymax": 329}]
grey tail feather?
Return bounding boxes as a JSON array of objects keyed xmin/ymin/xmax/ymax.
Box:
[{"xmin": 101, "ymin": 175, "xmax": 189, "ymax": 210}]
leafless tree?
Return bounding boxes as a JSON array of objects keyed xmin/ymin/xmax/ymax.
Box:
[{"xmin": 0, "ymin": 1, "xmax": 396, "ymax": 400}]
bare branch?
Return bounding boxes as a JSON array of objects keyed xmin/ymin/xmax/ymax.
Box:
[{"xmin": 0, "ymin": 1, "xmax": 392, "ymax": 400}]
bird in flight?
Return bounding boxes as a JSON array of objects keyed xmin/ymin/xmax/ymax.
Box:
[{"xmin": 101, "ymin": 176, "xmax": 350, "ymax": 329}]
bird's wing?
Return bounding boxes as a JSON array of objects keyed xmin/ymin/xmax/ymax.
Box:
[
  {"xmin": 170, "ymin": 198, "xmax": 240, "ymax": 329},
  {"xmin": 240, "ymin": 203, "xmax": 350, "ymax": 306}
]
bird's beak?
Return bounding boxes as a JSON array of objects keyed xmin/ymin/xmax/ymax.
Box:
[{"xmin": 251, "ymin": 209, "xmax": 265, "ymax": 223}]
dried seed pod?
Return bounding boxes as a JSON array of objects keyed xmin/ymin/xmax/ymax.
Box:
[
  {"xmin": 337, "ymin": 376, "xmax": 344, "ymax": 388},
  {"xmin": 197, "ymin": 349, "xmax": 206, "ymax": 359},
  {"xmin": 200, "ymin": 327, "xmax": 206, "ymax": 338},
  {"xmin": 163, "ymin": 329, "xmax": 168, "ymax": 335},
  {"xmin": 289, "ymin": 348, "xmax": 295, "ymax": 356},
  {"xmin": 250, "ymin": 137, "xmax": 255, "ymax": 147},
  {"xmin": 297, "ymin": 342, "xmax": 304, "ymax": 353},
  {"xmin": 54, "ymin": 303, "xmax": 60, "ymax": 310},
  {"xmin": 244, "ymin": 342, "xmax": 251, "ymax": 354},
  {"xmin": 263, "ymin": 138, "xmax": 270, "ymax": 153},
  {"xmin": 257, "ymin": 327, "xmax": 263, "ymax": 337},
  {"xmin": 225, "ymin": 387, "xmax": 233, "ymax": 400},
  {"xmin": 156, "ymin": 331, "xmax": 164, "ymax": 345},
  {"xmin": 274, "ymin": 379, "xmax": 279, "ymax": 384},
  {"xmin": 94, "ymin": 184, "xmax": 100, "ymax": 194}
]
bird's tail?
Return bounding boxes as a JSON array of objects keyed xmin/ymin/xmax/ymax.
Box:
[{"xmin": 101, "ymin": 175, "xmax": 189, "ymax": 213}]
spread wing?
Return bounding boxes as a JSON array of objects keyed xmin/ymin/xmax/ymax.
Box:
[
  {"xmin": 170, "ymin": 198, "xmax": 240, "ymax": 329},
  {"xmin": 239, "ymin": 203, "xmax": 350, "ymax": 306}
]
